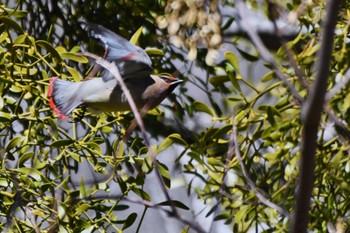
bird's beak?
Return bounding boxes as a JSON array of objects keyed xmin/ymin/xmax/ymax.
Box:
[
  {"xmin": 170, "ymin": 79, "xmax": 183, "ymax": 85},
  {"xmin": 166, "ymin": 78, "xmax": 183, "ymax": 93}
]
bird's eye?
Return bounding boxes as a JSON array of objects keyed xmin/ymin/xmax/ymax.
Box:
[{"xmin": 160, "ymin": 76, "xmax": 171, "ymax": 83}]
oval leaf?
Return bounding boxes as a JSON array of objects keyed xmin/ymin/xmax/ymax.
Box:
[
  {"xmin": 225, "ymin": 51, "xmax": 240, "ymax": 72},
  {"xmin": 66, "ymin": 66, "xmax": 82, "ymax": 82},
  {"xmin": 36, "ymin": 40, "xmax": 62, "ymax": 61},
  {"xmin": 60, "ymin": 52, "xmax": 89, "ymax": 63},
  {"xmin": 122, "ymin": 213, "xmax": 137, "ymax": 230},
  {"xmin": 0, "ymin": 112, "xmax": 12, "ymax": 122},
  {"xmin": 168, "ymin": 133, "xmax": 187, "ymax": 146},
  {"xmin": 0, "ymin": 16, "xmax": 24, "ymax": 33},
  {"xmin": 5, "ymin": 136, "xmax": 24, "ymax": 152},
  {"xmin": 157, "ymin": 200, "xmax": 190, "ymax": 210},
  {"xmin": 50, "ymin": 139, "xmax": 74, "ymax": 148},
  {"xmin": 209, "ymin": 75, "xmax": 229, "ymax": 87},
  {"xmin": 18, "ymin": 152, "xmax": 34, "ymax": 167},
  {"xmin": 156, "ymin": 136, "xmax": 174, "ymax": 154},
  {"xmin": 145, "ymin": 48, "xmax": 164, "ymax": 56},
  {"xmin": 132, "ymin": 188, "xmax": 151, "ymax": 201},
  {"xmin": 192, "ymin": 101, "xmax": 216, "ymax": 117}
]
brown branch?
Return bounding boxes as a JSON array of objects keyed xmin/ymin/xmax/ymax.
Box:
[
  {"xmin": 230, "ymin": 115, "xmax": 290, "ymax": 217},
  {"xmin": 235, "ymin": 1, "xmax": 304, "ymax": 105},
  {"xmin": 291, "ymin": 1, "xmax": 341, "ymax": 233}
]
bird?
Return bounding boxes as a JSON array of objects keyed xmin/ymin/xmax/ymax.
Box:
[{"xmin": 48, "ymin": 23, "xmax": 182, "ymax": 120}]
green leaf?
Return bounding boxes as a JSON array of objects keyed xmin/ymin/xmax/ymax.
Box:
[
  {"xmin": 13, "ymin": 167, "xmax": 42, "ymax": 181},
  {"xmin": 228, "ymin": 72, "xmax": 242, "ymax": 92},
  {"xmin": 60, "ymin": 53, "xmax": 89, "ymax": 63},
  {"xmin": 213, "ymin": 212, "xmax": 230, "ymax": 221},
  {"xmin": 158, "ymin": 163, "xmax": 171, "ymax": 189},
  {"xmin": 0, "ymin": 16, "xmax": 24, "ymax": 33},
  {"xmin": 276, "ymin": 96, "xmax": 289, "ymax": 109},
  {"xmin": 4, "ymin": 8, "xmax": 28, "ymax": 18},
  {"xmin": 331, "ymin": 149, "xmax": 343, "ymax": 167},
  {"xmin": 0, "ymin": 111, "xmax": 12, "ymax": 122},
  {"xmin": 266, "ymin": 106, "xmax": 277, "ymax": 127},
  {"xmin": 9, "ymin": 84, "xmax": 22, "ymax": 93},
  {"xmin": 132, "ymin": 188, "xmax": 151, "ymax": 201},
  {"xmin": 50, "ymin": 139, "xmax": 74, "ymax": 148},
  {"xmin": 227, "ymin": 96, "xmax": 243, "ymax": 102},
  {"xmin": 80, "ymin": 177, "xmax": 87, "ymax": 199},
  {"xmin": 114, "ymin": 139, "xmax": 125, "ymax": 159},
  {"xmin": 36, "ymin": 40, "xmax": 62, "ymax": 61},
  {"xmin": 193, "ymin": 101, "xmax": 216, "ymax": 117},
  {"xmin": 75, "ymin": 203, "xmax": 90, "ymax": 215},
  {"xmin": 188, "ymin": 151, "xmax": 203, "ymax": 164},
  {"xmin": 181, "ymin": 226, "xmax": 190, "ymax": 233},
  {"xmin": 236, "ymin": 47, "xmax": 259, "ymax": 62},
  {"xmin": 69, "ymin": 46, "xmax": 81, "ymax": 53},
  {"xmin": 117, "ymin": 177, "xmax": 128, "ymax": 194},
  {"xmin": 212, "ymin": 125, "xmax": 232, "ymax": 139},
  {"xmin": 207, "ymin": 157, "xmax": 224, "ymax": 167},
  {"xmin": 225, "ymin": 51, "xmax": 240, "ymax": 72},
  {"xmin": 235, "ymin": 205, "xmax": 251, "ymax": 223},
  {"xmin": 57, "ymin": 175, "xmax": 71, "ymax": 190},
  {"xmin": 130, "ymin": 26, "xmax": 143, "ymax": 45},
  {"xmin": 101, "ymin": 126, "xmax": 113, "ymax": 133},
  {"xmin": 114, "ymin": 205, "xmax": 129, "ymax": 211},
  {"xmin": 205, "ymin": 203, "xmax": 220, "ymax": 217},
  {"xmin": 13, "ymin": 34, "xmax": 27, "ymax": 45},
  {"xmin": 5, "ymin": 136, "xmax": 24, "ymax": 152},
  {"xmin": 145, "ymin": 48, "xmax": 164, "ymax": 56},
  {"xmin": 122, "ymin": 213, "xmax": 137, "ymax": 230},
  {"xmin": 86, "ymin": 141, "xmax": 102, "ymax": 155},
  {"xmin": 168, "ymin": 133, "xmax": 188, "ymax": 146},
  {"xmin": 209, "ymin": 75, "xmax": 229, "ymax": 87},
  {"xmin": 47, "ymin": 118, "xmax": 59, "ymax": 138},
  {"xmin": 261, "ymin": 71, "xmax": 275, "ymax": 82},
  {"xmin": 156, "ymin": 136, "xmax": 174, "ymax": 154},
  {"xmin": 69, "ymin": 152, "xmax": 82, "ymax": 162},
  {"xmin": 222, "ymin": 17, "xmax": 234, "ymax": 31},
  {"xmin": 66, "ymin": 66, "xmax": 82, "ymax": 82},
  {"xmin": 157, "ymin": 200, "xmax": 190, "ymax": 210},
  {"xmin": 18, "ymin": 152, "xmax": 34, "ymax": 167}
]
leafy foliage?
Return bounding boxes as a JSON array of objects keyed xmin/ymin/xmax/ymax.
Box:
[{"xmin": 1, "ymin": 1, "xmax": 350, "ymax": 232}]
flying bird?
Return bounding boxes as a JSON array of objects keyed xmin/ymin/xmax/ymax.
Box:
[{"xmin": 48, "ymin": 23, "xmax": 182, "ymax": 120}]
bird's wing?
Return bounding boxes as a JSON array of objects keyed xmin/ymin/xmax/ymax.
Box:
[{"xmin": 84, "ymin": 23, "xmax": 152, "ymax": 81}]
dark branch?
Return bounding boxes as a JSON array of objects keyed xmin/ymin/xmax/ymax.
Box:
[{"xmin": 291, "ymin": 1, "xmax": 341, "ymax": 233}]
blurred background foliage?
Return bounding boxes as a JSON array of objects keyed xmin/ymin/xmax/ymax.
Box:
[{"xmin": 1, "ymin": 0, "xmax": 350, "ymax": 232}]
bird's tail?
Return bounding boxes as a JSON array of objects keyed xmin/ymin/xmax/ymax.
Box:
[{"xmin": 48, "ymin": 77, "xmax": 83, "ymax": 119}]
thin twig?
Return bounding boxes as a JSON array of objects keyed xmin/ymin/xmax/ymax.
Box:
[
  {"xmin": 235, "ymin": 1, "xmax": 304, "ymax": 105},
  {"xmin": 231, "ymin": 115, "xmax": 290, "ymax": 217},
  {"xmin": 270, "ymin": 16, "xmax": 310, "ymax": 89}
]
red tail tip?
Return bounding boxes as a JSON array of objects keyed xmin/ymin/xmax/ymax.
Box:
[{"xmin": 48, "ymin": 77, "xmax": 68, "ymax": 120}]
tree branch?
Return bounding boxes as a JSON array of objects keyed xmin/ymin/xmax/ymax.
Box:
[
  {"xmin": 230, "ymin": 115, "xmax": 290, "ymax": 218},
  {"xmin": 235, "ymin": 0, "xmax": 304, "ymax": 105},
  {"xmin": 291, "ymin": 1, "xmax": 340, "ymax": 232}
]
